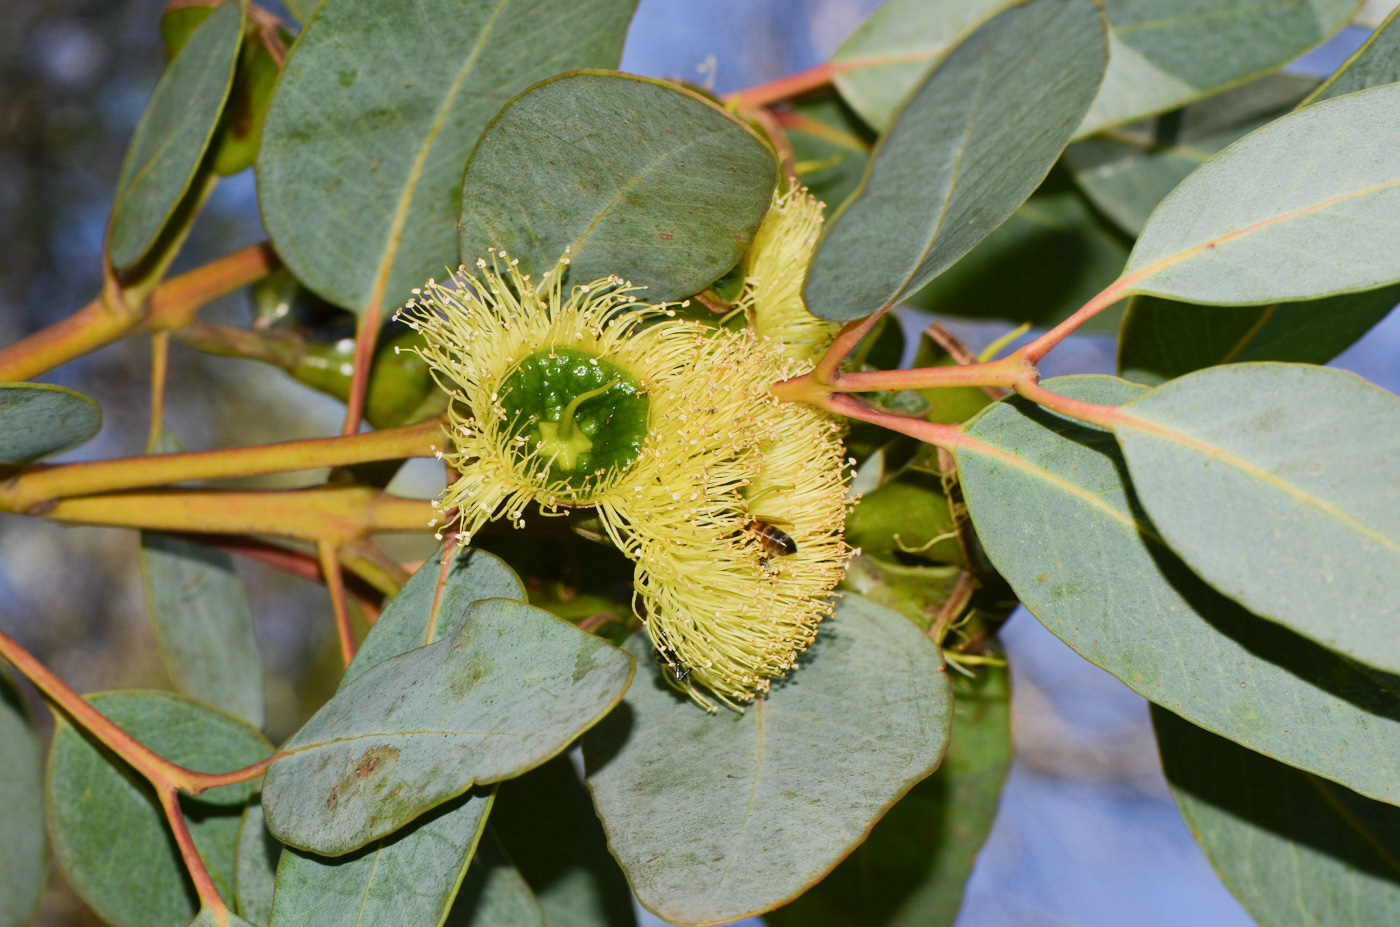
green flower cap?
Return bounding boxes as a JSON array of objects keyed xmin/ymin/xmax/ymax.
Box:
[{"xmin": 499, "ymin": 347, "xmax": 649, "ymax": 491}]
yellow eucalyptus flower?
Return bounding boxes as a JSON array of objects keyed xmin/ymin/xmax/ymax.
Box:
[
  {"xmin": 399, "ymin": 236, "xmax": 850, "ymax": 710},
  {"xmin": 741, "ymin": 186, "xmax": 841, "ymax": 367}
]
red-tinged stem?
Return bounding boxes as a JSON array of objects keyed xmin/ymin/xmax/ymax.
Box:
[
  {"xmin": 829, "ymin": 355, "xmax": 1027, "ymax": 393},
  {"xmin": 823, "ymin": 392, "xmax": 970, "ymax": 450},
  {"xmin": 0, "ymin": 626, "xmax": 274, "ymax": 795},
  {"xmin": 726, "ymin": 61, "xmax": 842, "ymax": 109},
  {"xmin": 1014, "ymin": 274, "xmax": 1138, "ymax": 365},
  {"xmin": 319, "ymin": 539, "xmax": 357, "ymax": 665},
  {"xmin": 144, "ymin": 242, "xmax": 279, "ymax": 330},
  {"xmin": 0, "ymin": 243, "xmax": 277, "ymax": 382},
  {"xmin": 1, "ymin": 418, "xmax": 442, "ymax": 514},
  {"xmin": 1012, "ymin": 378, "xmax": 1126, "ymax": 431},
  {"xmin": 342, "ymin": 308, "xmax": 380, "ymax": 435},
  {"xmin": 158, "ymin": 785, "xmax": 230, "ymax": 920},
  {"xmin": 818, "ymin": 308, "xmax": 888, "ymax": 382},
  {"xmin": 168, "ymin": 532, "xmax": 391, "ymax": 605}
]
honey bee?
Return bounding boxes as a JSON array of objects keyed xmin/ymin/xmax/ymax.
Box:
[
  {"xmin": 744, "ymin": 516, "xmax": 798, "ymax": 568},
  {"xmin": 652, "ymin": 644, "xmax": 691, "ymax": 682}
]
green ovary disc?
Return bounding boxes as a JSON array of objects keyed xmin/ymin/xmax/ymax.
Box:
[{"xmin": 498, "ymin": 347, "xmax": 649, "ymax": 494}]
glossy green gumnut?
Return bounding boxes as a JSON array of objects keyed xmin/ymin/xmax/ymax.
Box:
[{"xmin": 499, "ymin": 348, "xmax": 649, "ymax": 492}]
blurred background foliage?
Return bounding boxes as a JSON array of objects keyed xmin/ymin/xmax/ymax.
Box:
[{"xmin": 4, "ymin": 1, "xmax": 1400, "ymax": 925}]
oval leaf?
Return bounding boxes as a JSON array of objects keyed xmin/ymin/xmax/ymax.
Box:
[
  {"xmin": 805, "ymin": 0, "xmax": 1107, "ymax": 321},
  {"xmin": 0, "ymin": 671, "xmax": 43, "ymax": 927},
  {"xmin": 142, "ymin": 532, "xmax": 266, "ymax": 728},
  {"xmin": 1112, "ymin": 26, "xmax": 1400, "ymax": 385},
  {"xmin": 582, "ymin": 595, "xmax": 953, "ymax": 926},
  {"xmin": 268, "ymin": 550, "xmax": 521, "ymax": 925},
  {"xmin": 0, "ymin": 383, "xmax": 101, "ymax": 466},
  {"xmin": 47, "ymin": 692, "xmax": 272, "ymax": 927},
  {"xmin": 460, "ymin": 71, "xmax": 777, "ymax": 299},
  {"xmin": 1155, "ymin": 708, "xmax": 1400, "ymax": 926},
  {"xmin": 107, "ymin": 0, "xmax": 242, "ymax": 271},
  {"xmin": 828, "ymin": 0, "xmax": 1007, "ymax": 132},
  {"xmin": 1114, "ymin": 363, "xmax": 1400, "ymax": 674},
  {"xmin": 957, "ymin": 375, "xmax": 1400, "ymax": 804},
  {"xmin": 827, "ymin": 0, "xmax": 1355, "ymax": 138},
  {"xmin": 1078, "ymin": 0, "xmax": 1357, "ymax": 137},
  {"xmin": 257, "ymin": 0, "xmax": 637, "ymax": 315},
  {"xmin": 262, "ymin": 598, "xmax": 634, "ymax": 855},
  {"xmin": 344, "ymin": 546, "xmax": 524, "ymax": 687},
  {"xmin": 1123, "ymin": 85, "xmax": 1400, "ymax": 304},
  {"xmin": 270, "ymin": 790, "xmax": 493, "ymax": 927},
  {"xmin": 767, "ymin": 664, "xmax": 1011, "ymax": 927}
]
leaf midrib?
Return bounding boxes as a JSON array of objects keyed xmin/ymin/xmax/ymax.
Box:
[{"xmin": 363, "ymin": 0, "xmax": 511, "ymax": 316}]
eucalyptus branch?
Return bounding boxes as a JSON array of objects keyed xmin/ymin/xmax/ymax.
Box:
[
  {"xmin": 774, "ymin": 274, "xmax": 1138, "ymax": 433},
  {"xmin": 343, "ymin": 309, "xmax": 382, "ymax": 435},
  {"xmin": 319, "ymin": 539, "xmax": 358, "ymax": 665},
  {"xmin": 170, "ymin": 319, "xmax": 307, "ymax": 370},
  {"xmin": 0, "ymin": 417, "xmax": 442, "ymax": 513},
  {"xmin": 0, "ymin": 626, "xmax": 275, "ymax": 796},
  {"xmin": 0, "ymin": 242, "xmax": 277, "ymax": 382},
  {"xmin": 157, "ymin": 785, "xmax": 230, "ymax": 921},
  {"xmin": 33, "ymin": 485, "xmax": 434, "ymax": 544},
  {"xmin": 725, "ymin": 61, "xmax": 844, "ymax": 109},
  {"xmin": 168, "ymin": 531, "xmax": 399, "ymax": 602}
]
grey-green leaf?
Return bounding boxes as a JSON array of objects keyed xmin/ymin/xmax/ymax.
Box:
[
  {"xmin": 270, "ymin": 790, "xmax": 493, "ymax": 927},
  {"xmin": 768, "ymin": 664, "xmax": 1011, "ymax": 927},
  {"xmin": 234, "ymin": 802, "xmax": 279, "ymax": 927},
  {"xmin": 1079, "ymin": 0, "xmax": 1358, "ymax": 137},
  {"xmin": 1155, "ymin": 708, "xmax": 1400, "ymax": 926},
  {"xmin": 1117, "ymin": 289, "xmax": 1397, "ymax": 386},
  {"xmin": 262, "ymin": 598, "xmax": 634, "ymax": 855},
  {"xmin": 1109, "ymin": 54, "xmax": 1400, "ymax": 384},
  {"xmin": 0, "ymin": 670, "xmax": 43, "ymax": 927},
  {"xmin": 494, "ymin": 756, "xmax": 637, "ymax": 927},
  {"xmin": 47, "ymin": 692, "xmax": 272, "ymax": 927},
  {"xmin": 1114, "ymin": 363, "xmax": 1400, "ymax": 675},
  {"xmin": 957, "ymin": 375, "xmax": 1400, "ymax": 804},
  {"xmin": 107, "ymin": 0, "xmax": 242, "ymax": 271},
  {"xmin": 142, "ymin": 533, "xmax": 266, "ymax": 728},
  {"xmin": 582, "ymin": 595, "xmax": 952, "ymax": 926},
  {"xmin": 257, "ymin": 0, "xmax": 637, "ymax": 316},
  {"xmin": 805, "ymin": 0, "xmax": 1107, "ymax": 321},
  {"xmin": 447, "ymin": 833, "xmax": 547, "ymax": 927},
  {"xmin": 828, "ymin": 0, "xmax": 1008, "ymax": 131},
  {"xmin": 1305, "ymin": 4, "xmax": 1400, "ymax": 104},
  {"xmin": 0, "ymin": 383, "xmax": 101, "ymax": 466},
  {"xmin": 1123, "ymin": 85, "xmax": 1400, "ymax": 304},
  {"xmin": 344, "ymin": 546, "xmax": 524, "ymax": 687},
  {"xmin": 265, "ymin": 549, "xmax": 524, "ymax": 924},
  {"xmin": 1066, "ymin": 74, "xmax": 1315, "ymax": 237},
  {"xmin": 460, "ymin": 71, "xmax": 777, "ymax": 300}
]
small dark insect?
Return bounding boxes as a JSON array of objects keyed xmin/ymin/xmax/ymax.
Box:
[
  {"xmin": 744, "ymin": 516, "xmax": 798, "ymax": 568},
  {"xmin": 652, "ymin": 645, "xmax": 692, "ymax": 682}
]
